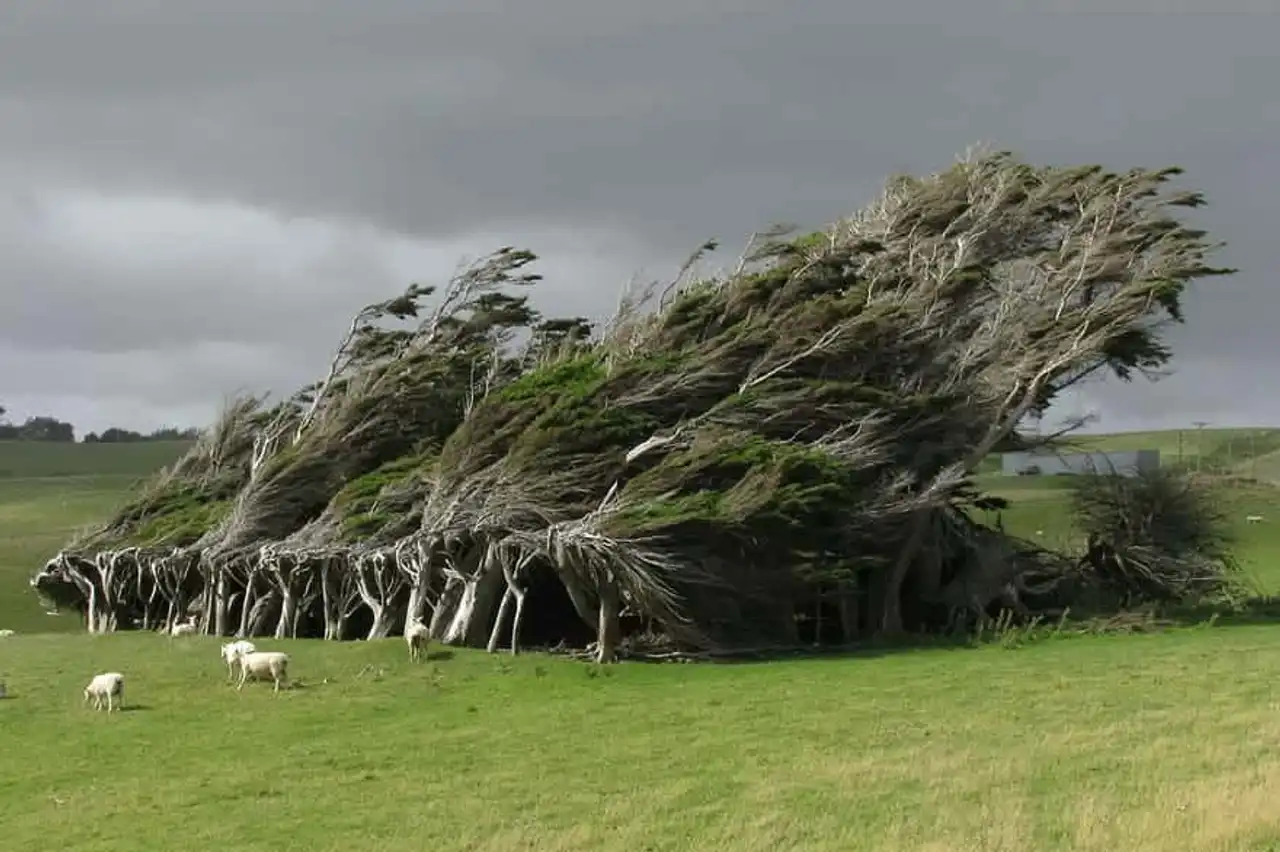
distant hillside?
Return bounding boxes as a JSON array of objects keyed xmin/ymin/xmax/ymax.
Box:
[
  {"xmin": 1067, "ymin": 428, "xmax": 1280, "ymax": 471},
  {"xmin": 0, "ymin": 440, "xmax": 194, "ymax": 480}
]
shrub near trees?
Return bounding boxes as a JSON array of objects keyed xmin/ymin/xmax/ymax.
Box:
[
  {"xmin": 1071, "ymin": 468, "xmax": 1242, "ymax": 609},
  {"xmin": 31, "ymin": 149, "xmax": 1242, "ymax": 660}
]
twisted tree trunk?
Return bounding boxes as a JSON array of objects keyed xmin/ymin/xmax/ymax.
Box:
[
  {"xmin": 213, "ymin": 566, "xmax": 232, "ymax": 636},
  {"xmin": 441, "ymin": 546, "xmax": 505, "ymax": 647},
  {"xmin": 595, "ymin": 572, "xmax": 621, "ymax": 664}
]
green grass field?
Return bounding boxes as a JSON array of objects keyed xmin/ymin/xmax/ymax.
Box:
[
  {"xmin": 0, "ymin": 440, "xmax": 192, "ymax": 632},
  {"xmin": 5, "ymin": 433, "xmax": 1280, "ymax": 850},
  {"xmin": 5, "ymin": 628, "xmax": 1280, "ymax": 851}
]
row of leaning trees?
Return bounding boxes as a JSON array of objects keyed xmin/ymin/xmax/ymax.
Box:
[{"xmin": 32, "ymin": 149, "xmax": 1239, "ymax": 661}]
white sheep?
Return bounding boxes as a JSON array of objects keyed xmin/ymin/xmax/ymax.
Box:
[
  {"xmin": 220, "ymin": 640, "xmax": 257, "ymax": 679},
  {"xmin": 1247, "ymin": 514, "xmax": 1264, "ymax": 524},
  {"xmin": 169, "ymin": 620, "xmax": 198, "ymax": 637},
  {"xmin": 84, "ymin": 672, "xmax": 125, "ymax": 712},
  {"xmin": 405, "ymin": 620, "xmax": 430, "ymax": 662},
  {"xmin": 0, "ymin": 629, "xmax": 14, "ymax": 637},
  {"xmin": 236, "ymin": 651, "xmax": 290, "ymax": 693}
]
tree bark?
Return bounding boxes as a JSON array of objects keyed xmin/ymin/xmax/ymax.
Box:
[
  {"xmin": 321, "ymin": 562, "xmax": 340, "ymax": 640},
  {"xmin": 401, "ymin": 540, "xmax": 435, "ymax": 638},
  {"xmin": 554, "ymin": 567, "xmax": 598, "ymax": 630},
  {"xmin": 442, "ymin": 580, "xmax": 476, "ymax": 645},
  {"xmin": 441, "ymin": 551, "xmax": 504, "ymax": 647},
  {"xmin": 464, "ymin": 560, "xmax": 504, "ymax": 646},
  {"xmin": 366, "ymin": 604, "xmax": 394, "ymax": 639},
  {"xmin": 274, "ymin": 589, "xmax": 297, "ymax": 640},
  {"xmin": 596, "ymin": 573, "xmax": 621, "ymax": 664},
  {"xmin": 509, "ymin": 583, "xmax": 528, "ymax": 656},
  {"xmin": 86, "ymin": 584, "xmax": 101, "ymax": 634},
  {"xmin": 428, "ymin": 578, "xmax": 463, "ymax": 639},
  {"xmin": 880, "ymin": 389, "xmax": 1042, "ymax": 636},
  {"xmin": 247, "ymin": 591, "xmax": 276, "ymax": 637},
  {"xmin": 879, "ymin": 509, "xmax": 930, "ymax": 635},
  {"xmin": 354, "ymin": 552, "xmax": 402, "ymax": 640},
  {"xmin": 238, "ymin": 581, "xmax": 257, "ymax": 638},
  {"xmin": 214, "ymin": 568, "xmax": 231, "ymax": 636},
  {"xmin": 404, "ymin": 573, "xmax": 431, "ymax": 636},
  {"xmin": 487, "ymin": 588, "xmax": 514, "ymax": 653}
]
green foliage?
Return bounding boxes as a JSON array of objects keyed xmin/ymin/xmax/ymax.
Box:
[
  {"xmin": 48, "ymin": 151, "xmax": 1239, "ymax": 642},
  {"xmin": 333, "ymin": 449, "xmax": 435, "ymax": 543},
  {"xmin": 128, "ymin": 493, "xmax": 232, "ymax": 547},
  {"xmin": 497, "ymin": 354, "xmax": 606, "ymax": 404},
  {"xmin": 612, "ymin": 432, "xmax": 868, "ymax": 570}
]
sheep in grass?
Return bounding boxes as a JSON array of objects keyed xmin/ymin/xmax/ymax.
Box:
[
  {"xmin": 236, "ymin": 651, "xmax": 290, "ymax": 693},
  {"xmin": 0, "ymin": 629, "xmax": 14, "ymax": 637},
  {"xmin": 84, "ymin": 672, "xmax": 125, "ymax": 713},
  {"xmin": 405, "ymin": 619, "xmax": 430, "ymax": 662},
  {"xmin": 220, "ymin": 640, "xmax": 257, "ymax": 679}
]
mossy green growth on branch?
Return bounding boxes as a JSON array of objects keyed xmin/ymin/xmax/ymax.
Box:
[
  {"xmin": 333, "ymin": 449, "xmax": 435, "ymax": 543},
  {"xmin": 610, "ymin": 432, "xmax": 865, "ymax": 557},
  {"xmin": 128, "ymin": 494, "xmax": 233, "ymax": 547},
  {"xmin": 86, "ymin": 472, "xmax": 242, "ymax": 550}
]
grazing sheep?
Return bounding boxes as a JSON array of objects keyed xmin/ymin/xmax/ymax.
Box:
[
  {"xmin": 237, "ymin": 651, "xmax": 290, "ymax": 693},
  {"xmin": 405, "ymin": 620, "xmax": 430, "ymax": 662},
  {"xmin": 0, "ymin": 629, "xmax": 14, "ymax": 637},
  {"xmin": 170, "ymin": 620, "xmax": 198, "ymax": 637},
  {"xmin": 220, "ymin": 640, "xmax": 258, "ymax": 678},
  {"xmin": 84, "ymin": 672, "xmax": 125, "ymax": 712},
  {"xmin": 1247, "ymin": 514, "xmax": 1264, "ymax": 524}
]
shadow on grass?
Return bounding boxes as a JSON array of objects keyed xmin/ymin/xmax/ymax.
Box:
[
  {"xmin": 599, "ymin": 596, "xmax": 1280, "ymax": 667},
  {"xmin": 1162, "ymin": 595, "xmax": 1280, "ymax": 629},
  {"xmin": 424, "ymin": 650, "xmax": 455, "ymax": 662},
  {"xmin": 587, "ymin": 634, "xmax": 983, "ymax": 667}
]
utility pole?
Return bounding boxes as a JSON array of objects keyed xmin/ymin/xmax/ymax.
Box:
[{"xmin": 1192, "ymin": 421, "xmax": 1210, "ymax": 473}]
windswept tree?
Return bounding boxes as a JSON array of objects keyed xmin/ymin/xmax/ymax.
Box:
[{"xmin": 36, "ymin": 147, "xmax": 1234, "ymax": 654}]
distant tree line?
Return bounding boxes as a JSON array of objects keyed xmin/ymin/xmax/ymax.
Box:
[
  {"xmin": 83, "ymin": 427, "xmax": 201, "ymax": 443},
  {"xmin": 0, "ymin": 404, "xmax": 198, "ymax": 443}
]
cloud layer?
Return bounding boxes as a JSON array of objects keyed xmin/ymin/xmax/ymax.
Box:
[{"xmin": 2, "ymin": 2, "xmax": 1277, "ymax": 434}]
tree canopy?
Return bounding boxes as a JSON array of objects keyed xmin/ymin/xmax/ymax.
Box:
[{"xmin": 33, "ymin": 148, "xmax": 1239, "ymax": 659}]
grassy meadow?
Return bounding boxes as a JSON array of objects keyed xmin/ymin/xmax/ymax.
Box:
[
  {"xmin": 5, "ymin": 433, "xmax": 1280, "ymax": 850},
  {"xmin": 0, "ymin": 440, "xmax": 192, "ymax": 632}
]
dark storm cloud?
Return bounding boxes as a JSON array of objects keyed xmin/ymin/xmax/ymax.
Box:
[{"xmin": 0, "ymin": 0, "xmax": 1277, "ymax": 431}]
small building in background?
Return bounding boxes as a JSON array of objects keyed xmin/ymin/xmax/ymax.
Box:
[{"xmin": 1000, "ymin": 449, "xmax": 1160, "ymax": 477}]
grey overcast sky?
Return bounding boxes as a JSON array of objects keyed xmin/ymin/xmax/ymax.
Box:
[{"xmin": 1, "ymin": 1, "xmax": 1276, "ymax": 435}]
